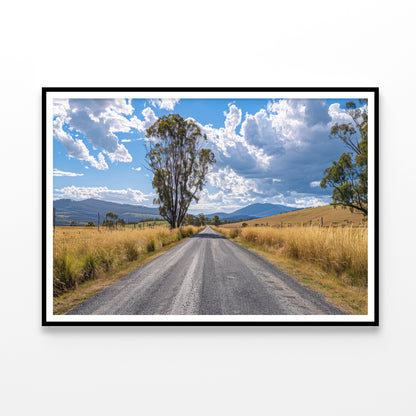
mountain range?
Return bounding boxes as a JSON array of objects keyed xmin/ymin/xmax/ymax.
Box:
[
  {"xmin": 53, "ymin": 198, "xmax": 297, "ymax": 225},
  {"xmin": 206, "ymin": 203, "xmax": 297, "ymax": 221},
  {"xmin": 53, "ymin": 198, "xmax": 161, "ymax": 225}
]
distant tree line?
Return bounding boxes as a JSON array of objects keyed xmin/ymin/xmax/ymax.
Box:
[
  {"xmin": 182, "ymin": 213, "xmax": 249, "ymax": 227},
  {"xmin": 69, "ymin": 211, "xmax": 248, "ymax": 228},
  {"xmin": 77, "ymin": 213, "xmax": 163, "ymax": 228}
]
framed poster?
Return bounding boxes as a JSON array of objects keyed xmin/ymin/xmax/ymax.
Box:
[{"xmin": 43, "ymin": 87, "xmax": 378, "ymax": 326}]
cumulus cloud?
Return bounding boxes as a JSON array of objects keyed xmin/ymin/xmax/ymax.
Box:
[
  {"xmin": 150, "ymin": 99, "xmax": 180, "ymax": 111},
  {"xmin": 190, "ymin": 189, "xmax": 241, "ymax": 213},
  {"xmin": 53, "ymin": 99, "xmax": 135, "ymax": 168},
  {"xmin": 241, "ymin": 108, "xmax": 285, "ymax": 155},
  {"xmin": 53, "ymin": 116, "xmax": 109, "ymax": 170},
  {"xmin": 132, "ymin": 167, "xmax": 142, "ymax": 171},
  {"xmin": 193, "ymin": 99, "xmax": 364, "ymax": 210},
  {"xmin": 328, "ymin": 103, "xmax": 354, "ymax": 124},
  {"xmin": 53, "ymin": 99, "xmax": 69, "ymax": 119},
  {"xmin": 66, "ymin": 100, "xmax": 132, "ymax": 162},
  {"xmin": 208, "ymin": 167, "xmax": 259, "ymax": 202},
  {"xmin": 200, "ymin": 105, "xmax": 272, "ymax": 176},
  {"xmin": 54, "ymin": 186, "xmax": 154, "ymax": 205},
  {"xmin": 303, "ymin": 99, "xmax": 332, "ymax": 127},
  {"xmin": 129, "ymin": 107, "xmax": 158, "ymax": 133},
  {"xmin": 202, "ymin": 100, "xmax": 340, "ymax": 187},
  {"xmin": 53, "ymin": 169, "xmax": 84, "ymax": 177}
]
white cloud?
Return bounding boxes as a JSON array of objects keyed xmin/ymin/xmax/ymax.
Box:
[
  {"xmin": 67, "ymin": 101, "xmax": 132, "ymax": 162},
  {"xmin": 132, "ymin": 167, "xmax": 142, "ymax": 171},
  {"xmin": 192, "ymin": 99, "xmax": 357, "ymax": 208},
  {"xmin": 241, "ymin": 108, "xmax": 285, "ymax": 155},
  {"xmin": 53, "ymin": 117, "xmax": 109, "ymax": 170},
  {"xmin": 53, "ymin": 99, "xmax": 69, "ymax": 119},
  {"xmin": 208, "ymin": 167, "xmax": 258, "ymax": 201},
  {"xmin": 150, "ymin": 99, "xmax": 180, "ymax": 111},
  {"xmin": 284, "ymin": 191, "xmax": 331, "ymax": 208},
  {"xmin": 95, "ymin": 153, "xmax": 109, "ymax": 170},
  {"xmin": 121, "ymin": 139, "xmax": 131, "ymax": 143},
  {"xmin": 190, "ymin": 189, "xmax": 245, "ymax": 213},
  {"xmin": 53, "ymin": 169, "xmax": 84, "ymax": 177},
  {"xmin": 129, "ymin": 107, "xmax": 158, "ymax": 133},
  {"xmin": 328, "ymin": 103, "xmax": 354, "ymax": 124},
  {"xmin": 54, "ymin": 186, "xmax": 154, "ymax": 205},
  {"xmin": 203, "ymin": 100, "xmax": 332, "ymax": 183},
  {"xmin": 245, "ymin": 190, "xmax": 331, "ymax": 209},
  {"xmin": 200, "ymin": 105, "xmax": 272, "ymax": 176},
  {"xmin": 224, "ymin": 103, "xmax": 242, "ymax": 132},
  {"xmin": 53, "ymin": 99, "xmax": 134, "ymax": 167}
]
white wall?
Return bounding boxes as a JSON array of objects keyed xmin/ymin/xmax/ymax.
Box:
[{"xmin": 1, "ymin": 1, "xmax": 415, "ymax": 414}]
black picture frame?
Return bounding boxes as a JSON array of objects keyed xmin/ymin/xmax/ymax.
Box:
[{"xmin": 43, "ymin": 87, "xmax": 379, "ymax": 326}]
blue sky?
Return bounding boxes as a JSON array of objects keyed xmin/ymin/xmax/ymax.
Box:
[{"xmin": 53, "ymin": 97, "xmax": 363, "ymax": 214}]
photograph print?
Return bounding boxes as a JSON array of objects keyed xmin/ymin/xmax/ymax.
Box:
[{"xmin": 43, "ymin": 88, "xmax": 378, "ymax": 325}]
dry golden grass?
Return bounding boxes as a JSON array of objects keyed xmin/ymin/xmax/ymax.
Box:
[
  {"xmin": 53, "ymin": 225, "xmax": 202, "ymax": 297},
  {"xmin": 213, "ymin": 225, "xmax": 368, "ymax": 314},
  {"xmin": 53, "ymin": 238, "xmax": 190, "ymax": 315},
  {"xmin": 222, "ymin": 205, "xmax": 366, "ymax": 228}
]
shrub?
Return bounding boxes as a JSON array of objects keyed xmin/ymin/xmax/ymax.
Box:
[
  {"xmin": 82, "ymin": 253, "xmax": 98, "ymax": 281},
  {"xmin": 146, "ymin": 238, "xmax": 155, "ymax": 252},
  {"xmin": 229, "ymin": 228, "xmax": 241, "ymax": 239},
  {"xmin": 97, "ymin": 248, "xmax": 114, "ymax": 272},
  {"xmin": 180, "ymin": 226, "xmax": 195, "ymax": 238},
  {"xmin": 124, "ymin": 240, "xmax": 139, "ymax": 261},
  {"xmin": 53, "ymin": 250, "xmax": 77, "ymax": 295}
]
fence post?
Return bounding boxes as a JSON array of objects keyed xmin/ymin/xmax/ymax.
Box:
[
  {"xmin": 309, "ymin": 220, "xmax": 312, "ymax": 227},
  {"xmin": 53, "ymin": 207, "xmax": 56, "ymax": 232},
  {"xmin": 321, "ymin": 217, "xmax": 323, "ymax": 227},
  {"xmin": 98, "ymin": 212, "xmax": 100, "ymax": 232}
]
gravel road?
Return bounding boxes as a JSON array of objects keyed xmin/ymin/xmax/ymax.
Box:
[{"xmin": 67, "ymin": 226, "xmax": 344, "ymax": 315}]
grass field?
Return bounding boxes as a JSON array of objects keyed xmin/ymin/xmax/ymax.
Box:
[
  {"xmin": 213, "ymin": 224, "xmax": 368, "ymax": 314},
  {"xmin": 53, "ymin": 225, "xmax": 203, "ymax": 312},
  {"xmin": 222, "ymin": 205, "xmax": 367, "ymax": 228}
]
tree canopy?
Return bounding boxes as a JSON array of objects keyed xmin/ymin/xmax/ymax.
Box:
[
  {"xmin": 145, "ymin": 114, "xmax": 215, "ymax": 228},
  {"xmin": 212, "ymin": 215, "xmax": 221, "ymax": 226},
  {"xmin": 321, "ymin": 100, "xmax": 368, "ymax": 216},
  {"xmin": 103, "ymin": 212, "xmax": 118, "ymax": 227}
]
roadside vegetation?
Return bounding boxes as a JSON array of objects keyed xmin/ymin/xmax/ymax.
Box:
[
  {"xmin": 213, "ymin": 224, "xmax": 368, "ymax": 314},
  {"xmin": 53, "ymin": 225, "xmax": 203, "ymax": 313}
]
